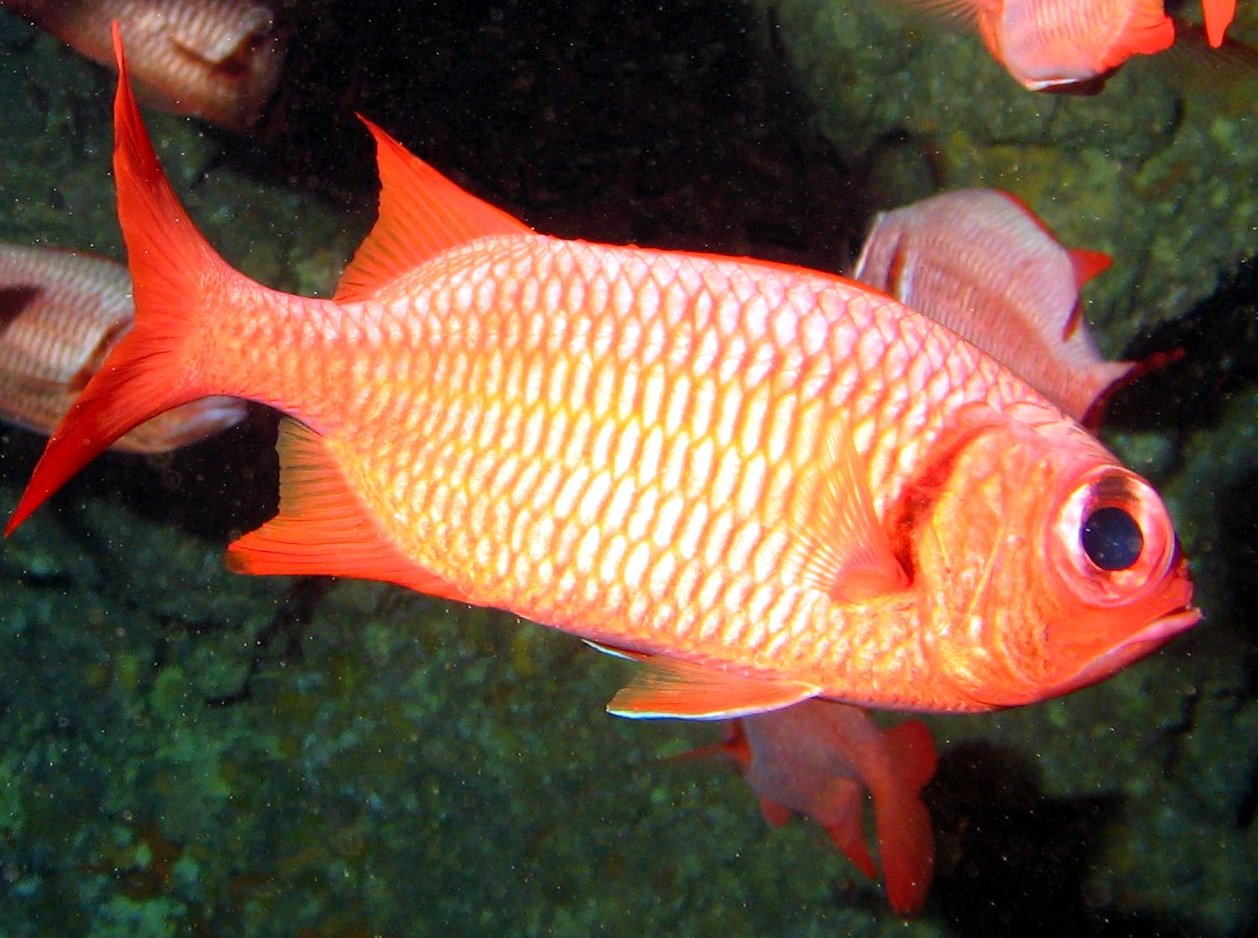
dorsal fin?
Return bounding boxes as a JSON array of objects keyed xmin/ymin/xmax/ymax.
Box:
[
  {"xmin": 334, "ymin": 118, "xmax": 532, "ymax": 302},
  {"xmin": 1067, "ymin": 248, "xmax": 1113, "ymax": 289}
]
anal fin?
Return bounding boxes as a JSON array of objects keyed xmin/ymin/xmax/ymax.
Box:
[{"xmin": 226, "ymin": 418, "xmax": 470, "ymax": 603}]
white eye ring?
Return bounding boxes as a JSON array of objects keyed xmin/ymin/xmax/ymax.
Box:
[{"xmin": 1049, "ymin": 467, "xmax": 1176, "ymax": 608}]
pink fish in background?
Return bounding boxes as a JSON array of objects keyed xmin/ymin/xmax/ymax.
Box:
[
  {"xmin": 0, "ymin": 243, "xmax": 244, "ymax": 452},
  {"xmin": 698, "ymin": 701, "xmax": 937, "ymax": 915},
  {"xmin": 1, "ymin": 0, "xmax": 284, "ymax": 129},
  {"xmin": 1202, "ymin": 0, "xmax": 1237, "ymax": 46},
  {"xmin": 852, "ymin": 188, "xmax": 1141, "ymax": 427},
  {"xmin": 901, "ymin": 0, "xmax": 1175, "ymax": 90}
]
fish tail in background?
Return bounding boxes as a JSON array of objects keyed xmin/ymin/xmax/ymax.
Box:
[
  {"xmin": 1202, "ymin": 0, "xmax": 1238, "ymax": 46},
  {"xmin": 6, "ymin": 23, "xmax": 243, "ymax": 534},
  {"xmin": 870, "ymin": 720, "xmax": 937, "ymax": 916}
]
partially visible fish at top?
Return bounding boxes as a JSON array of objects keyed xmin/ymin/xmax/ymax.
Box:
[
  {"xmin": 1, "ymin": 0, "xmax": 285, "ymax": 129},
  {"xmin": 693, "ymin": 700, "xmax": 937, "ymax": 915},
  {"xmin": 851, "ymin": 188, "xmax": 1150, "ymax": 428},
  {"xmin": 8, "ymin": 28, "xmax": 1199, "ymax": 720},
  {"xmin": 896, "ymin": 0, "xmax": 1175, "ymax": 90},
  {"xmin": 0, "ymin": 243, "xmax": 245, "ymax": 452}
]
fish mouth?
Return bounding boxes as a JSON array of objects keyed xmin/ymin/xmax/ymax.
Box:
[
  {"xmin": 958, "ymin": 604, "xmax": 1202, "ymax": 711},
  {"xmin": 1060, "ymin": 604, "xmax": 1202, "ymax": 694}
]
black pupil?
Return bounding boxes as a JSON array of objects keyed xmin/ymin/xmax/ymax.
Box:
[{"xmin": 1081, "ymin": 506, "xmax": 1143, "ymax": 571}]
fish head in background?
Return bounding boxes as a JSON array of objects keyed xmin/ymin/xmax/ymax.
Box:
[{"xmin": 909, "ymin": 403, "xmax": 1196, "ymax": 709}]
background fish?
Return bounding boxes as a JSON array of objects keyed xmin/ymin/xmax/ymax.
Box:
[
  {"xmin": 899, "ymin": 0, "xmax": 1175, "ymax": 90},
  {"xmin": 851, "ymin": 188, "xmax": 1138, "ymax": 427},
  {"xmin": 697, "ymin": 701, "xmax": 937, "ymax": 916},
  {"xmin": 8, "ymin": 29, "xmax": 1198, "ymax": 721},
  {"xmin": 1, "ymin": 0, "xmax": 284, "ymax": 129},
  {"xmin": 0, "ymin": 243, "xmax": 244, "ymax": 452}
]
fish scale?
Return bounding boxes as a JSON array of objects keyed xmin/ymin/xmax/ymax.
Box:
[{"xmin": 277, "ymin": 237, "xmax": 1028, "ymax": 685}]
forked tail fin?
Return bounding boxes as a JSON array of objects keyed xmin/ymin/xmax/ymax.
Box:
[{"xmin": 7, "ymin": 23, "xmax": 237, "ymax": 534}]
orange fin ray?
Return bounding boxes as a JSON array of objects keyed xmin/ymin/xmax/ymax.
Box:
[
  {"xmin": 788, "ymin": 424, "xmax": 910, "ymax": 603},
  {"xmin": 1067, "ymin": 248, "xmax": 1113, "ymax": 292},
  {"xmin": 227, "ymin": 419, "xmax": 471, "ymax": 601},
  {"xmin": 7, "ymin": 24, "xmax": 228, "ymax": 535},
  {"xmin": 334, "ymin": 118, "xmax": 532, "ymax": 301},
  {"xmin": 881, "ymin": 0, "xmax": 982, "ymax": 31},
  {"xmin": 587, "ymin": 642, "xmax": 818, "ymax": 720}
]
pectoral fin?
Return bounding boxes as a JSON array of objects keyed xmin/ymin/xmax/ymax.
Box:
[{"xmin": 788, "ymin": 424, "xmax": 910, "ymax": 604}]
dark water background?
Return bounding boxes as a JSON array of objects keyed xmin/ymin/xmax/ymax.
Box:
[{"xmin": 2, "ymin": 1, "xmax": 1256, "ymax": 935}]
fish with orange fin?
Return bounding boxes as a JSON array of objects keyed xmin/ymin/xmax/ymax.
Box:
[
  {"xmin": 0, "ymin": 243, "xmax": 244, "ymax": 452},
  {"xmin": 898, "ymin": 0, "xmax": 1175, "ymax": 90},
  {"xmin": 8, "ymin": 26, "xmax": 1198, "ymax": 719},
  {"xmin": 1, "ymin": 0, "xmax": 284, "ymax": 129},
  {"xmin": 694, "ymin": 701, "xmax": 937, "ymax": 915},
  {"xmin": 851, "ymin": 188, "xmax": 1156, "ymax": 428}
]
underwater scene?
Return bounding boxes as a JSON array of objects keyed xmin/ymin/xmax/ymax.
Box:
[{"xmin": 1, "ymin": 1, "xmax": 1256, "ymax": 935}]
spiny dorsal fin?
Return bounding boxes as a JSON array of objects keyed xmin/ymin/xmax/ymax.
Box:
[{"xmin": 335, "ymin": 118, "xmax": 532, "ymax": 301}]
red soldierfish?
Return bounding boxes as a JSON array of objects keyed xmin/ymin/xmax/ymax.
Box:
[
  {"xmin": 0, "ymin": 243, "xmax": 244, "ymax": 452},
  {"xmin": 1, "ymin": 0, "xmax": 284, "ymax": 129},
  {"xmin": 851, "ymin": 188, "xmax": 1138, "ymax": 428},
  {"xmin": 703, "ymin": 701, "xmax": 936, "ymax": 915},
  {"xmin": 8, "ymin": 27, "xmax": 1199, "ymax": 719},
  {"xmin": 903, "ymin": 0, "xmax": 1175, "ymax": 90}
]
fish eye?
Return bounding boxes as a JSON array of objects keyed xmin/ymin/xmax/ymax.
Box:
[
  {"xmin": 1080, "ymin": 506, "xmax": 1143, "ymax": 571},
  {"xmin": 1048, "ymin": 467, "xmax": 1178, "ymax": 609}
]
